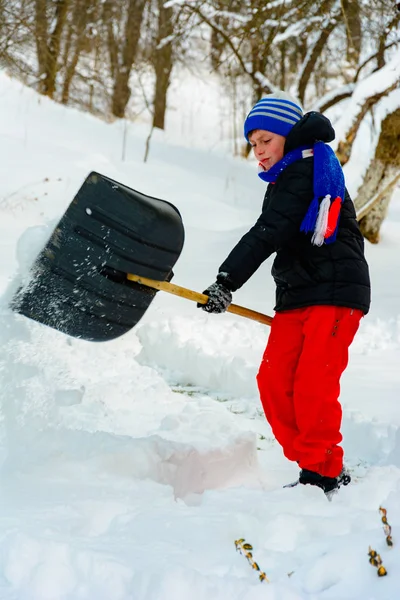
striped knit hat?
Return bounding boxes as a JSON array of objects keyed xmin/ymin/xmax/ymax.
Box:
[{"xmin": 244, "ymin": 91, "xmax": 303, "ymax": 141}]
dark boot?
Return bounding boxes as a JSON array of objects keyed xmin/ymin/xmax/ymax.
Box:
[{"xmin": 299, "ymin": 467, "xmax": 351, "ymax": 495}]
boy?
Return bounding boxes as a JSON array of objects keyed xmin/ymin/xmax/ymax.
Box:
[{"xmin": 198, "ymin": 91, "xmax": 371, "ymax": 496}]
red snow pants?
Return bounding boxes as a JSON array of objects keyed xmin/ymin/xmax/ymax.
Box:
[{"xmin": 256, "ymin": 306, "xmax": 363, "ymax": 478}]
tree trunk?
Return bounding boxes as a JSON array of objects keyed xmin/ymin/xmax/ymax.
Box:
[
  {"xmin": 355, "ymin": 108, "xmax": 400, "ymax": 243},
  {"xmin": 111, "ymin": 0, "xmax": 147, "ymax": 118},
  {"xmin": 34, "ymin": 0, "xmax": 48, "ymax": 89},
  {"xmin": 61, "ymin": 0, "xmax": 94, "ymax": 104},
  {"xmin": 103, "ymin": 0, "xmax": 118, "ymax": 80},
  {"xmin": 152, "ymin": 0, "xmax": 173, "ymax": 130},
  {"xmin": 376, "ymin": 13, "xmax": 400, "ymax": 71},
  {"xmin": 45, "ymin": 0, "xmax": 70, "ymax": 98},
  {"xmin": 34, "ymin": 0, "xmax": 70, "ymax": 98},
  {"xmin": 297, "ymin": 9, "xmax": 341, "ymax": 105},
  {"xmin": 61, "ymin": 39, "xmax": 82, "ymax": 104},
  {"xmin": 210, "ymin": 15, "xmax": 225, "ymax": 71}
]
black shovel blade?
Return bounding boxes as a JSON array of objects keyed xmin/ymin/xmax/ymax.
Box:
[{"xmin": 11, "ymin": 172, "xmax": 185, "ymax": 341}]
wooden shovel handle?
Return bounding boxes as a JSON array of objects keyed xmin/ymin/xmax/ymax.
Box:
[{"xmin": 127, "ymin": 273, "xmax": 273, "ymax": 326}]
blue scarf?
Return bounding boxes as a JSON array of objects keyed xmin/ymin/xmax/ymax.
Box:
[{"xmin": 258, "ymin": 142, "xmax": 345, "ymax": 246}]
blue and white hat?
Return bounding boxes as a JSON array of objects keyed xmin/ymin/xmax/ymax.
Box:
[{"xmin": 244, "ymin": 91, "xmax": 303, "ymax": 140}]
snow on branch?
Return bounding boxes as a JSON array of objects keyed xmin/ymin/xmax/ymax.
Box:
[
  {"xmin": 354, "ymin": 38, "xmax": 400, "ymax": 83},
  {"xmin": 172, "ymin": 2, "xmax": 250, "ymax": 26},
  {"xmin": 203, "ymin": 9, "xmax": 249, "ymax": 25},
  {"xmin": 274, "ymin": 16, "xmax": 325, "ymax": 44},
  {"xmin": 312, "ymin": 83, "xmax": 355, "ymax": 113},
  {"xmin": 164, "ymin": 0, "xmax": 185, "ymax": 7},
  {"xmin": 264, "ymin": 0, "xmax": 292, "ymax": 9},
  {"xmin": 254, "ymin": 72, "xmax": 277, "ymax": 93},
  {"xmin": 156, "ymin": 34, "xmax": 175, "ymax": 51}
]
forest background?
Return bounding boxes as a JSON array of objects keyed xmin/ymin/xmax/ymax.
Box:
[{"xmin": 1, "ymin": 0, "xmax": 399, "ymax": 240}]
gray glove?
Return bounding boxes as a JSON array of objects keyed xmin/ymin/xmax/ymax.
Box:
[{"xmin": 197, "ymin": 273, "xmax": 235, "ymax": 313}]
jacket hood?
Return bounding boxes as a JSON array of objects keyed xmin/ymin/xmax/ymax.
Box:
[{"xmin": 284, "ymin": 111, "xmax": 335, "ymax": 154}]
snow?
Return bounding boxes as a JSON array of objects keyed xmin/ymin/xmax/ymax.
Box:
[{"xmin": 0, "ymin": 68, "xmax": 400, "ymax": 600}]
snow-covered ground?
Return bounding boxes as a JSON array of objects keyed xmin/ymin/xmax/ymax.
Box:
[{"xmin": 0, "ymin": 70, "xmax": 399, "ymax": 599}]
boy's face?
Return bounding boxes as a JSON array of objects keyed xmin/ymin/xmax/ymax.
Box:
[{"xmin": 248, "ymin": 129, "xmax": 286, "ymax": 171}]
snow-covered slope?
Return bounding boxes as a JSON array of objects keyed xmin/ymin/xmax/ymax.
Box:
[{"xmin": 0, "ymin": 71, "xmax": 399, "ymax": 600}]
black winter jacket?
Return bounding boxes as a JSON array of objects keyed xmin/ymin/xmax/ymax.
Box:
[{"xmin": 219, "ymin": 112, "xmax": 371, "ymax": 314}]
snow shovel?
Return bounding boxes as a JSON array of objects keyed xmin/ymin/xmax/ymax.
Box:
[{"xmin": 11, "ymin": 172, "xmax": 272, "ymax": 342}]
